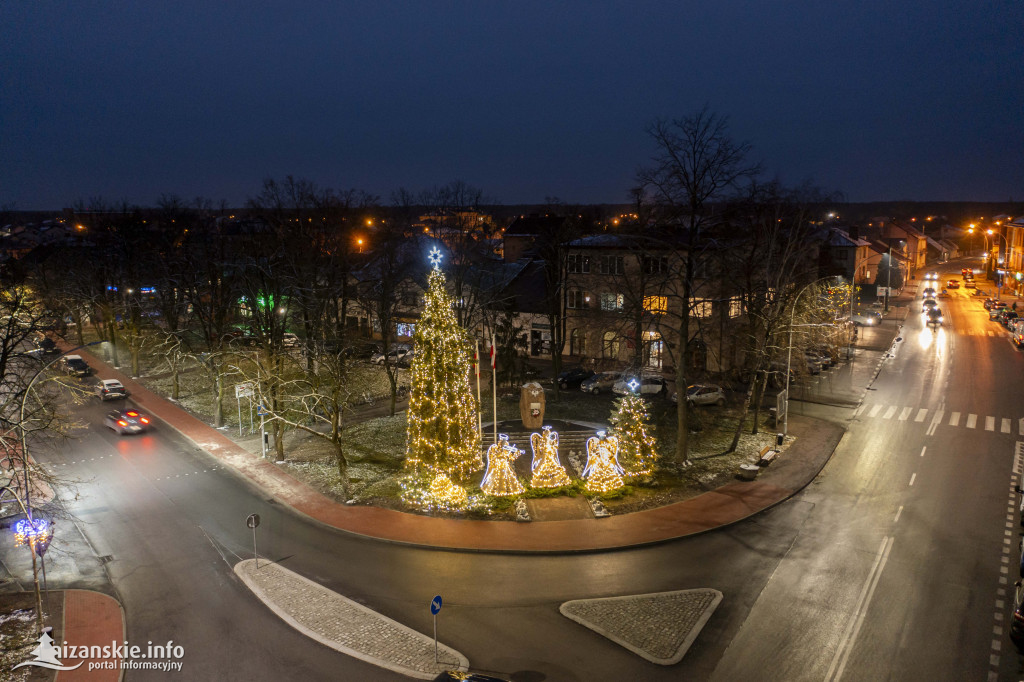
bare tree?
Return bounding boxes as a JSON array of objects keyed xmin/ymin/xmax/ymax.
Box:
[{"xmin": 637, "ymin": 107, "xmax": 760, "ymax": 465}]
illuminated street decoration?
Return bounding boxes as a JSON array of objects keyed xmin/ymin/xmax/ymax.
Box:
[
  {"xmin": 14, "ymin": 518, "xmax": 53, "ymax": 556},
  {"xmin": 627, "ymin": 378, "xmax": 639, "ymax": 393},
  {"xmin": 405, "ymin": 254, "xmax": 482, "ymax": 507},
  {"xmin": 610, "ymin": 394, "xmax": 659, "ymax": 478},
  {"xmin": 583, "ymin": 431, "xmax": 625, "ymax": 493},
  {"xmin": 529, "ymin": 426, "xmax": 572, "ymax": 488},
  {"xmin": 427, "ymin": 472, "xmax": 469, "ymax": 508},
  {"xmin": 481, "ymin": 434, "xmax": 525, "ymax": 496},
  {"xmin": 428, "ymin": 246, "xmax": 443, "ymax": 268}
]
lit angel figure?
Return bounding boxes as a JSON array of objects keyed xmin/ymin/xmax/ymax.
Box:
[
  {"xmin": 530, "ymin": 426, "xmax": 572, "ymax": 488},
  {"xmin": 481, "ymin": 434, "xmax": 525, "ymax": 496},
  {"xmin": 583, "ymin": 430, "xmax": 625, "ymax": 493}
]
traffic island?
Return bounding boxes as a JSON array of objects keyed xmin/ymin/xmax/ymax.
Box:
[{"xmin": 234, "ymin": 559, "xmax": 468, "ymax": 680}]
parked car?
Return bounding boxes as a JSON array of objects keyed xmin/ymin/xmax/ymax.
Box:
[
  {"xmin": 1013, "ymin": 324, "xmax": 1024, "ymax": 348},
  {"xmin": 340, "ymin": 341, "xmax": 381, "ymax": 359},
  {"xmin": 964, "ymin": 280, "xmax": 977, "ymax": 289},
  {"xmin": 946, "ymin": 279, "xmax": 960, "ymax": 289},
  {"xmin": 103, "ymin": 408, "xmax": 151, "ymax": 435},
  {"xmin": 557, "ymin": 367, "xmax": 595, "ymax": 390},
  {"xmin": 60, "ymin": 354, "xmax": 91, "ymax": 377},
  {"xmin": 801, "ymin": 352, "xmax": 823, "ymax": 374},
  {"xmin": 580, "ymin": 371, "xmax": 623, "ymax": 394},
  {"xmin": 612, "ymin": 375, "xmax": 667, "ymax": 396},
  {"xmin": 94, "ymin": 379, "xmax": 128, "ymax": 401},
  {"xmin": 34, "ymin": 335, "xmax": 58, "ymax": 354},
  {"xmin": 989, "ymin": 302, "xmax": 1009, "ymax": 319},
  {"xmin": 921, "ymin": 298, "xmax": 938, "ymax": 313},
  {"xmin": 984, "ymin": 298, "xmax": 998, "ymax": 310},
  {"xmin": 370, "ymin": 344, "xmax": 411, "ymax": 365},
  {"xmin": 281, "ymin": 332, "xmax": 301, "ymax": 348},
  {"xmin": 681, "ymin": 383, "xmax": 726, "ymax": 406},
  {"xmin": 925, "ymin": 307, "xmax": 943, "ymax": 326},
  {"xmin": 999, "ymin": 310, "xmax": 1019, "ymax": 328},
  {"xmin": 851, "ymin": 311, "xmax": 882, "ymax": 326}
]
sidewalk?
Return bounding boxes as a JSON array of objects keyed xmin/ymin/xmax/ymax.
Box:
[
  {"xmin": 57, "ymin": 590, "xmax": 123, "ymax": 681},
  {"xmin": 65, "ymin": 341, "xmax": 847, "ymax": 553}
]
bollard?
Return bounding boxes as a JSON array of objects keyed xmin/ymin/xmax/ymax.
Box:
[{"xmin": 776, "ymin": 432, "xmax": 784, "ymax": 447}]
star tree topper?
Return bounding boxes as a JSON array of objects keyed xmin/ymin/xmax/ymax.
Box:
[{"xmin": 428, "ymin": 246, "xmax": 443, "ymax": 268}]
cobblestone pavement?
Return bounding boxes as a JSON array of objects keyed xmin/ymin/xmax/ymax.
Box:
[
  {"xmin": 560, "ymin": 588, "xmax": 723, "ymax": 665},
  {"xmin": 234, "ymin": 559, "xmax": 468, "ymax": 680}
]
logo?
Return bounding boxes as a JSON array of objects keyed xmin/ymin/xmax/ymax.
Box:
[{"xmin": 13, "ymin": 630, "xmax": 82, "ymax": 671}]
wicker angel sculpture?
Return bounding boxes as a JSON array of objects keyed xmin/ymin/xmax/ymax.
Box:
[
  {"xmin": 529, "ymin": 426, "xmax": 572, "ymax": 488},
  {"xmin": 481, "ymin": 434, "xmax": 525, "ymax": 496}
]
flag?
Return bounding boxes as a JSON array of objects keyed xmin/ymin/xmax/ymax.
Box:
[{"xmin": 489, "ymin": 336, "xmax": 496, "ymax": 369}]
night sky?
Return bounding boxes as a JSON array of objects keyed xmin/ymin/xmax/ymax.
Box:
[{"xmin": 4, "ymin": 2, "xmax": 1022, "ymax": 209}]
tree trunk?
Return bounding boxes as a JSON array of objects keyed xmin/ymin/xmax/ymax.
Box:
[
  {"xmin": 214, "ymin": 368, "xmax": 225, "ymax": 428},
  {"xmin": 130, "ymin": 343, "xmax": 140, "ymax": 377},
  {"xmin": 171, "ymin": 367, "xmax": 180, "ymax": 401}
]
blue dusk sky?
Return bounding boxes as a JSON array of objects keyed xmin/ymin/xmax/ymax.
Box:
[{"xmin": 2, "ymin": 1, "xmax": 1022, "ymax": 209}]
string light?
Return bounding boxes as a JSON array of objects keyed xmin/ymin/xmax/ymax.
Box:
[
  {"xmin": 609, "ymin": 394, "xmax": 659, "ymax": 479},
  {"xmin": 428, "ymin": 472, "xmax": 469, "ymax": 508},
  {"xmin": 481, "ymin": 434, "xmax": 525, "ymax": 496},
  {"xmin": 405, "ymin": 263, "xmax": 483, "ymax": 506},
  {"xmin": 529, "ymin": 426, "xmax": 572, "ymax": 488},
  {"xmin": 583, "ymin": 430, "xmax": 625, "ymax": 493},
  {"xmin": 13, "ymin": 518, "xmax": 53, "ymax": 556}
]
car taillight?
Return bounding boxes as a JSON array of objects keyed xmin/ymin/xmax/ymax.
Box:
[
  {"xmin": 117, "ymin": 420, "xmax": 128, "ymax": 426},
  {"xmin": 140, "ymin": 417, "xmax": 149, "ymax": 424},
  {"xmin": 126, "ymin": 411, "xmax": 138, "ymax": 416},
  {"xmin": 1014, "ymin": 609, "xmax": 1024, "ymax": 625}
]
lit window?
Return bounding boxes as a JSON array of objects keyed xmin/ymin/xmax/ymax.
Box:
[
  {"xmin": 729, "ymin": 299, "xmax": 743, "ymax": 318},
  {"xmin": 643, "ymin": 295, "xmax": 667, "ymax": 315},
  {"xmin": 693, "ymin": 299, "xmax": 713, "ymax": 318}
]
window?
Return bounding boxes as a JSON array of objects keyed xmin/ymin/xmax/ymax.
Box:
[
  {"xmin": 729, "ymin": 298, "xmax": 743, "ymax": 318},
  {"xmin": 643, "ymin": 295, "xmax": 667, "ymax": 315},
  {"xmin": 602, "ymin": 331, "xmax": 619, "ymax": 359},
  {"xmin": 693, "ymin": 299, "xmax": 713, "ymax": 318},
  {"xmin": 600, "ymin": 293, "xmax": 624, "ymax": 311},
  {"xmin": 598, "ymin": 255, "xmax": 625, "ymax": 275},
  {"xmin": 567, "ymin": 254, "xmax": 590, "ymax": 274},
  {"xmin": 643, "ymin": 255, "xmax": 669, "ymax": 274},
  {"xmin": 570, "ymin": 328, "xmax": 586, "ymax": 356},
  {"xmin": 396, "ymin": 322, "xmax": 416, "ymax": 337},
  {"xmin": 567, "ymin": 290, "xmax": 585, "ymax": 309}
]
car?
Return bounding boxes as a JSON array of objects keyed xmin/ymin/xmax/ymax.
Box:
[
  {"xmin": 103, "ymin": 408, "xmax": 151, "ymax": 435},
  {"xmin": 557, "ymin": 367, "xmax": 595, "ymax": 390},
  {"xmin": 340, "ymin": 341, "xmax": 381, "ymax": 359},
  {"xmin": 946, "ymin": 279, "xmax": 960, "ymax": 289},
  {"xmin": 925, "ymin": 307, "xmax": 943, "ymax": 326},
  {"xmin": 925, "ymin": 272, "xmax": 938, "ymax": 281},
  {"xmin": 921, "ymin": 298, "xmax": 938, "ymax": 313},
  {"xmin": 922, "ymin": 287, "xmax": 937, "ymax": 298},
  {"xmin": 370, "ymin": 344, "xmax": 411, "ymax": 365},
  {"xmin": 964, "ymin": 280, "xmax": 976, "ymax": 289},
  {"xmin": 962, "ymin": 267, "xmax": 972, "ymax": 277},
  {"xmin": 851, "ymin": 311, "xmax": 881, "ymax": 326},
  {"xmin": 60, "ymin": 354, "xmax": 91, "ymax": 377},
  {"xmin": 999, "ymin": 310, "xmax": 1019, "ymax": 328},
  {"xmin": 281, "ymin": 333, "xmax": 301, "ymax": 348},
  {"xmin": 989, "ymin": 302, "xmax": 1009, "ymax": 319},
  {"xmin": 612, "ymin": 375, "xmax": 667, "ymax": 396},
  {"xmin": 580, "ymin": 371, "xmax": 623, "ymax": 394},
  {"xmin": 682, "ymin": 383, "xmax": 726, "ymax": 406},
  {"xmin": 964, "ymin": 270, "xmax": 975, "ymax": 280},
  {"xmin": 94, "ymin": 379, "xmax": 129, "ymax": 400},
  {"xmin": 1014, "ymin": 326, "xmax": 1024, "ymax": 348},
  {"xmin": 984, "ymin": 298, "xmax": 998, "ymax": 310},
  {"xmin": 34, "ymin": 335, "xmax": 58, "ymax": 354}
]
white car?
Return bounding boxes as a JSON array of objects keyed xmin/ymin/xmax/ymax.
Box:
[
  {"xmin": 851, "ymin": 312, "xmax": 881, "ymax": 326},
  {"xmin": 95, "ymin": 379, "xmax": 129, "ymax": 401},
  {"xmin": 670, "ymin": 384, "xmax": 726, "ymax": 406},
  {"xmin": 370, "ymin": 345, "xmax": 411, "ymax": 365},
  {"xmin": 612, "ymin": 375, "xmax": 667, "ymax": 396}
]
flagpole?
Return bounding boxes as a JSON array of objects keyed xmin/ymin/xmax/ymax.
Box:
[
  {"xmin": 475, "ymin": 339, "xmax": 482, "ymax": 438},
  {"xmin": 491, "ymin": 334, "xmax": 497, "ymax": 444}
]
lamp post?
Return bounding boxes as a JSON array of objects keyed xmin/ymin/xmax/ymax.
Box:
[
  {"xmin": 784, "ymin": 279, "xmax": 830, "ymax": 437},
  {"xmin": 0, "ymin": 485, "xmax": 46, "ymax": 634},
  {"xmin": 988, "ymin": 228, "xmax": 1009, "ymax": 300}
]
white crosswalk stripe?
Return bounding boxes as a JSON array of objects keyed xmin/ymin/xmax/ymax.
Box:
[
  {"xmin": 899, "ymin": 407, "xmax": 913, "ymax": 421},
  {"xmin": 869, "ymin": 404, "xmax": 883, "ymax": 417},
  {"xmin": 967, "ymin": 414, "xmax": 978, "ymax": 429},
  {"xmin": 986, "ymin": 416, "xmax": 996, "ymax": 431},
  {"xmin": 884, "ymin": 406, "xmax": 898, "ymax": 419},
  {"xmin": 951, "ymin": 412, "xmax": 961, "ymax": 426},
  {"xmin": 915, "ymin": 409, "xmax": 928, "ymax": 422},
  {"xmin": 1002, "ymin": 418, "xmax": 1012, "ymax": 434},
  {"xmin": 859, "ymin": 404, "xmax": 1021, "ymax": 436}
]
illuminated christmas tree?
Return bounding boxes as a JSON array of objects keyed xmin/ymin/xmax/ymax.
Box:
[
  {"xmin": 481, "ymin": 434, "xmax": 525, "ymax": 496},
  {"xmin": 609, "ymin": 392, "xmax": 659, "ymax": 479},
  {"xmin": 405, "ymin": 248, "xmax": 483, "ymax": 502},
  {"xmin": 529, "ymin": 426, "xmax": 572, "ymax": 488},
  {"xmin": 583, "ymin": 431, "xmax": 625, "ymax": 493}
]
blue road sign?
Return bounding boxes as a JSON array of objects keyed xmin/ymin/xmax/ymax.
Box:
[
  {"xmin": 257, "ymin": 404, "xmax": 268, "ymax": 416},
  {"xmin": 430, "ymin": 595, "xmax": 442, "ymax": 615}
]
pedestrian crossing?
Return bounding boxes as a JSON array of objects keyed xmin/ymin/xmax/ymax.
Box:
[
  {"xmin": 961, "ymin": 329, "xmax": 1009, "ymax": 337},
  {"xmin": 855, "ymin": 403, "xmax": 1023, "ymax": 435}
]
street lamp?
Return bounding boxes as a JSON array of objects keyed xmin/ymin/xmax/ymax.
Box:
[
  {"xmin": 988, "ymin": 228, "xmax": 1010, "ymax": 300},
  {"xmin": 784, "ymin": 279, "xmax": 832, "ymax": 437}
]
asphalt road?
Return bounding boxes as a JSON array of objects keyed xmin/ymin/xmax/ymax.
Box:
[{"xmin": 14, "ymin": 260, "xmax": 1023, "ymax": 681}]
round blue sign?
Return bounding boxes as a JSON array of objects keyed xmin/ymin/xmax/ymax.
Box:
[{"xmin": 430, "ymin": 595, "xmax": 442, "ymax": 615}]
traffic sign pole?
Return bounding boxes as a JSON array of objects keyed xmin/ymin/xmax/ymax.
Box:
[
  {"xmin": 246, "ymin": 513, "xmax": 261, "ymax": 568},
  {"xmin": 430, "ymin": 595, "xmax": 442, "ymax": 663}
]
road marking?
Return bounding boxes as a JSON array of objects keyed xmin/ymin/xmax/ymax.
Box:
[
  {"xmin": 883, "ymin": 406, "xmax": 897, "ymax": 420},
  {"xmin": 826, "ymin": 536, "xmax": 894, "ymax": 682},
  {"xmin": 853, "ymin": 405, "xmax": 865, "ymax": 417},
  {"xmin": 894, "ymin": 505, "xmax": 903, "ymax": 523},
  {"xmin": 986, "ymin": 416, "xmax": 996, "ymax": 431},
  {"xmin": 950, "ymin": 412, "xmax": 961, "ymax": 426},
  {"xmin": 869, "ymin": 404, "xmax": 883, "ymax": 418},
  {"xmin": 909, "ymin": 473, "xmax": 917, "ymax": 486},
  {"xmin": 914, "ymin": 409, "xmax": 928, "ymax": 422},
  {"xmin": 1002, "ymin": 418, "xmax": 1011, "ymax": 434},
  {"xmin": 899, "ymin": 407, "xmax": 912, "ymax": 421},
  {"xmin": 967, "ymin": 414, "xmax": 978, "ymax": 429},
  {"xmin": 1019, "ymin": 418, "xmax": 1024, "ymax": 436},
  {"xmin": 920, "ymin": 446, "xmax": 927, "ymax": 457}
]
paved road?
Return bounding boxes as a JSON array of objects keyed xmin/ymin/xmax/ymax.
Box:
[{"xmin": 711, "ymin": 264, "xmax": 1024, "ymax": 682}]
